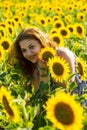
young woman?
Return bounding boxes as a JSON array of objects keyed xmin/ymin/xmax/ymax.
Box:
[{"xmin": 9, "ymin": 28, "xmax": 76, "ymax": 92}]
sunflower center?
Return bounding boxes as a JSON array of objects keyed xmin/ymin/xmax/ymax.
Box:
[
  {"xmin": 8, "ymin": 27, "xmax": 12, "ymax": 34},
  {"xmin": 61, "ymin": 30, "xmax": 67, "ymax": 36},
  {"xmin": 52, "ymin": 31, "xmax": 57, "ymax": 34},
  {"xmin": 55, "ymin": 23, "xmax": 61, "ymax": 28},
  {"xmin": 78, "ymin": 63, "xmax": 83, "ymax": 75},
  {"xmin": 54, "ymin": 102, "xmax": 74, "ymax": 125},
  {"xmin": 68, "ymin": 27, "xmax": 73, "ymax": 33},
  {"xmin": 77, "ymin": 26, "xmax": 82, "ymax": 34},
  {"xmin": 41, "ymin": 20, "xmax": 45, "ymax": 24},
  {"xmin": 14, "ymin": 18, "xmax": 19, "ymax": 22},
  {"xmin": 83, "ymin": 8, "xmax": 86, "ymax": 11},
  {"xmin": 42, "ymin": 51, "xmax": 53, "ymax": 61},
  {"xmin": 53, "ymin": 37, "xmax": 60, "ymax": 44},
  {"xmin": 1, "ymin": 41, "xmax": 9, "ymax": 50},
  {"xmin": 53, "ymin": 62, "xmax": 64, "ymax": 75},
  {"xmin": 54, "ymin": 18, "xmax": 58, "ymax": 21},
  {"xmin": 0, "ymin": 51, "xmax": 1, "ymax": 57},
  {"xmin": 80, "ymin": 16, "xmax": 83, "ymax": 20},
  {"xmin": 0, "ymin": 30, "xmax": 4, "ymax": 37},
  {"xmin": 2, "ymin": 95, "xmax": 14, "ymax": 116}
]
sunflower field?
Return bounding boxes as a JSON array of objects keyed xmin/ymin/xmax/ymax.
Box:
[{"xmin": 0, "ymin": 0, "xmax": 87, "ymax": 130}]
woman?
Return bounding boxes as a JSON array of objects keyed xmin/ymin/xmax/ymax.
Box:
[{"xmin": 9, "ymin": 28, "xmax": 76, "ymax": 92}]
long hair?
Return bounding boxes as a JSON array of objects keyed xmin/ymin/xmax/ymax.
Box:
[{"xmin": 9, "ymin": 28, "xmax": 58, "ymax": 77}]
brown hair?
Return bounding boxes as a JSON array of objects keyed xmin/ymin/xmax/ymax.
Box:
[{"xmin": 9, "ymin": 28, "xmax": 58, "ymax": 77}]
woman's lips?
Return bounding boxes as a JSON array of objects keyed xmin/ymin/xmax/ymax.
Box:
[{"xmin": 28, "ymin": 55, "xmax": 36, "ymax": 60}]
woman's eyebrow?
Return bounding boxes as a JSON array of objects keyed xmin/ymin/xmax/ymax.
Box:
[
  {"xmin": 28, "ymin": 43, "xmax": 35, "ymax": 48},
  {"xmin": 28, "ymin": 43, "xmax": 33, "ymax": 47},
  {"xmin": 21, "ymin": 43, "xmax": 32, "ymax": 49}
]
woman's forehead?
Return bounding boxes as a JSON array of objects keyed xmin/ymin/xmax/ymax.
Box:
[{"xmin": 19, "ymin": 39, "xmax": 40, "ymax": 48}]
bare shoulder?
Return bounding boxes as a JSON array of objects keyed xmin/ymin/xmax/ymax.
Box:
[
  {"xmin": 56, "ymin": 47, "xmax": 75, "ymax": 76},
  {"xmin": 56, "ymin": 47, "xmax": 75, "ymax": 58}
]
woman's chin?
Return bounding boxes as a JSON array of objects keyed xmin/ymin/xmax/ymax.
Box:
[{"xmin": 30, "ymin": 59, "xmax": 38, "ymax": 63}]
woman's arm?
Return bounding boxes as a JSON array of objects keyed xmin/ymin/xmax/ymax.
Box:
[
  {"xmin": 32, "ymin": 67, "xmax": 40, "ymax": 92},
  {"xmin": 57, "ymin": 47, "xmax": 75, "ymax": 82}
]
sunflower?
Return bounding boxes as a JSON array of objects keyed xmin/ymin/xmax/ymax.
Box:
[
  {"xmin": 38, "ymin": 47, "xmax": 56, "ymax": 62},
  {"xmin": 0, "ymin": 26, "xmax": 6, "ymax": 38},
  {"xmin": 58, "ymin": 26, "xmax": 70, "ymax": 39},
  {"xmin": 66, "ymin": 4, "xmax": 74, "ymax": 12},
  {"xmin": 17, "ymin": 20, "xmax": 25, "ymax": 29},
  {"xmin": 6, "ymin": 19, "xmax": 17, "ymax": 28},
  {"xmin": 74, "ymin": 23, "xmax": 84, "ymax": 38},
  {"xmin": 29, "ymin": 13, "xmax": 37, "ymax": 24},
  {"xmin": 76, "ymin": 57, "xmax": 87, "ymax": 81},
  {"xmin": 13, "ymin": 16, "xmax": 20, "ymax": 24},
  {"xmin": 0, "ymin": 86, "xmax": 20, "ymax": 123},
  {"xmin": 54, "ymin": 6, "xmax": 63, "ymax": 16},
  {"xmin": 47, "ymin": 57, "xmax": 70, "ymax": 83},
  {"xmin": 4, "ymin": 10, "xmax": 13, "ymax": 18},
  {"xmin": 46, "ymin": 16, "xmax": 52, "ymax": 24},
  {"xmin": 49, "ymin": 28, "xmax": 58, "ymax": 35},
  {"xmin": 52, "ymin": 15, "xmax": 60, "ymax": 22},
  {"xmin": 73, "ymin": 42, "xmax": 80, "ymax": 50},
  {"xmin": 0, "ymin": 37, "xmax": 12, "ymax": 53},
  {"xmin": 53, "ymin": 20, "xmax": 64, "ymax": 29},
  {"xmin": 18, "ymin": 10, "xmax": 27, "ymax": 18},
  {"xmin": 38, "ymin": 14, "xmax": 47, "ymax": 27},
  {"xmin": 81, "ymin": 5, "xmax": 87, "ymax": 13},
  {"xmin": 6, "ymin": 25, "xmax": 15, "ymax": 37},
  {"xmin": 45, "ymin": 91, "xmax": 84, "ymax": 130},
  {"xmin": 67, "ymin": 24, "xmax": 75, "ymax": 35},
  {"xmin": 76, "ymin": 12, "xmax": 85, "ymax": 22},
  {"xmin": 50, "ymin": 33, "xmax": 64, "ymax": 47},
  {"xmin": 0, "ymin": 22, "xmax": 6, "ymax": 28},
  {"xmin": 64, "ymin": 14, "xmax": 73, "ymax": 24}
]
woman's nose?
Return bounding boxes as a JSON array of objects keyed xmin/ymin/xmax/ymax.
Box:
[{"xmin": 26, "ymin": 49, "xmax": 32, "ymax": 56}]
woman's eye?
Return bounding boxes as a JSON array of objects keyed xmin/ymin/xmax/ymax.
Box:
[
  {"xmin": 30, "ymin": 45, "xmax": 35, "ymax": 49},
  {"xmin": 22, "ymin": 49, "xmax": 26, "ymax": 53}
]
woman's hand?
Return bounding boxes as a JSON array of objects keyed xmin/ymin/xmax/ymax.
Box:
[{"xmin": 38, "ymin": 59, "xmax": 48, "ymax": 83}]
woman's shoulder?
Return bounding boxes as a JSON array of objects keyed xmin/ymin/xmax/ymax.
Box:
[{"xmin": 56, "ymin": 47, "xmax": 75, "ymax": 57}]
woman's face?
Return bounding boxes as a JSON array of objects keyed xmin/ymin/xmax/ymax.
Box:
[{"xmin": 19, "ymin": 38, "xmax": 42, "ymax": 63}]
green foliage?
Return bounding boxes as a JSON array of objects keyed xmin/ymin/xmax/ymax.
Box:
[{"xmin": 0, "ymin": 0, "xmax": 87, "ymax": 129}]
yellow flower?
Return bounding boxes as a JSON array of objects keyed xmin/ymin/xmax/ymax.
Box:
[
  {"xmin": 0, "ymin": 86, "xmax": 20, "ymax": 123},
  {"xmin": 47, "ymin": 57, "xmax": 70, "ymax": 83},
  {"xmin": 6, "ymin": 19, "xmax": 17, "ymax": 28},
  {"xmin": 0, "ymin": 26, "xmax": 6, "ymax": 38},
  {"xmin": 58, "ymin": 26, "xmax": 70, "ymax": 38},
  {"xmin": 76, "ymin": 12, "xmax": 85, "ymax": 21},
  {"xmin": 46, "ymin": 91, "xmax": 84, "ymax": 130},
  {"xmin": 53, "ymin": 20, "xmax": 64, "ymax": 29},
  {"xmin": 73, "ymin": 42, "xmax": 80, "ymax": 49},
  {"xmin": 81, "ymin": 4, "xmax": 87, "ymax": 13},
  {"xmin": 49, "ymin": 27, "xmax": 58, "ymax": 35},
  {"xmin": 50, "ymin": 33, "xmax": 64, "ymax": 47},
  {"xmin": 4, "ymin": 10, "xmax": 12, "ymax": 18},
  {"xmin": 74, "ymin": 23, "xmax": 85, "ymax": 38},
  {"xmin": 0, "ymin": 37, "xmax": 12, "ymax": 53},
  {"xmin": 66, "ymin": 4, "xmax": 74, "ymax": 12},
  {"xmin": 76, "ymin": 57, "xmax": 87, "ymax": 81},
  {"xmin": 38, "ymin": 47, "xmax": 56, "ymax": 62},
  {"xmin": 6, "ymin": 24, "xmax": 15, "ymax": 37},
  {"xmin": 67, "ymin": 24, "xmax": 76, "ymax": 37},
  {"xmin": 46, "ymin": 16, "xmax": 53, "ymax": 24},
  {"xmin": 52, "ymin": 15, "xmax": 60, "ymax": 22},
  {"xmin": 38, "ymin": 14, "xmax": 47, "ymax": 27},
  {"xmin": 64, "ymin": 14, "xmax": 73, "ymax": 24}
]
